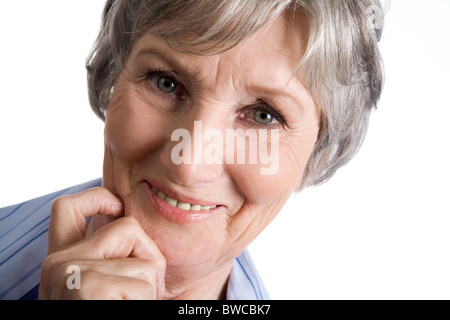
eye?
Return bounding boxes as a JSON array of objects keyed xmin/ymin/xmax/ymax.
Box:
[
  {"xmin": 238, "ymin": 102, "xmax": 284, "ymax": 128},
  {"xmin": 157, "ymin": 76, "xmax": 177, "ymax": 93},
  {"xmin": 254, "ymin": 109, "xmax": 274, "ymax": 125},
  {"xmin": 239, "ymin": 101, "xmax": 286, "ymax": 128}
]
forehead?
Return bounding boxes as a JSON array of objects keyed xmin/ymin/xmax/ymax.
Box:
[
  {"xmin": 234, "ymin": 12, "xmax": 309, "ymax": 67},
  {"xmin": 130, "ymin": 11, "xmax": 308, "ymax": 77}
]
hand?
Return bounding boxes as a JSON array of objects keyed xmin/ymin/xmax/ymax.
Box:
[{"xmin": 38, "ymin": 187, "xmax": 166, "ymax": 300}]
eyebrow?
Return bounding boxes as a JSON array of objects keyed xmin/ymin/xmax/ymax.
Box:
[{"xmin": 135, "ymin": 47, "xmax": 204, "ymax": 78}]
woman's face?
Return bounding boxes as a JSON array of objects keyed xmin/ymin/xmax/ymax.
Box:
[{"xmin": 103, "ymin": 14, "xmax": 320, "ymax": 273}]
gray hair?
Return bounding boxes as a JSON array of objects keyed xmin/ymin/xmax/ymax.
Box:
[{"xmin": 86, "ymin": 0, "xmax": 384, "ymax": 188}]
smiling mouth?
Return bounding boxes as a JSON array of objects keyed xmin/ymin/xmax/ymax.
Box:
[{"xmin": 150, "ymin": 185, "xmax": 218, "ymax": 212}]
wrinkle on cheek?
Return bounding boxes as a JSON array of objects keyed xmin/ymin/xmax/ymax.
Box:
[
  {"xmin": 102, "ymin": 142, "xmax": 116, "ymax": 192},
  {"xmin": 281, "ymin": 142, "xmax": 308, "ymax": 187},
  {"xmin": 223, "ymin": 195, "xmax": 287, "ymax": 258},
  {"xmin": 103, "ymin": 93, "xmax": 149, "ymax": 201},
  {"xmin": 234, "ymin": 129, "xmax": 317, "ymax": 205},
  {"xmin": 103, "ymin": 141, "xmax": 134, "ymax": 198},
  {"xmin": 103, "ymin": 122, "xmax": 119, "ymax": 157},
  {"xmin": 224, "ymin": 201, "xmax": 252, "ymax": 243},
  {"xmin": 105, "ymin": 107, "xmax": 148, "ymax": 163},
  {"xmin": 281, "ymin": 121, "xmax": 320, "ymax": 182}
]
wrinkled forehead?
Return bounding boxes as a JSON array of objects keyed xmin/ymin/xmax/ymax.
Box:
[{"xmin": 131, "ymin": 12, "xmax": 308, "ymax": 76}]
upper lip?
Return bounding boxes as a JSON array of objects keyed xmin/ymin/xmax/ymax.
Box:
[{"xmin": 146, "ymin": 180, "xmax": 223, "ymax": 207}]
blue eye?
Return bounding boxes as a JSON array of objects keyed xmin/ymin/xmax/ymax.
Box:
[
  {"xmin": 254, "ymin": 109, "xmax": 274, "ymax": 124},
  {"xmin": 157, "ymin": 77, "xmax": 177, "ymax": 93}
]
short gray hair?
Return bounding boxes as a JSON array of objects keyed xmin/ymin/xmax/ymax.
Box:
[{"xmin": 86, "ymin": 0, "xmax": 384, "ymax": 188}]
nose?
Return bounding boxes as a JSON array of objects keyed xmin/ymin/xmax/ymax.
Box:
[{"xmin": 160, "ymin": 118, "xmax": 225, "ymax": 187}]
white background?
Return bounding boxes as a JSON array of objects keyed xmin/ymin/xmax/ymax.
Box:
[{"xmin": 1, "ymin": 1, "xmax": 449, "ymax": 299}]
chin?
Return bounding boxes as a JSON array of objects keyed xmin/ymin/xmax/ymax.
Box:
[{"xmin": 121, "ymin": 183, "xmax": 234, "ymax": 268}]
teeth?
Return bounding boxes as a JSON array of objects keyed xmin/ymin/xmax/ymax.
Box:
[
  {"xmin": 201, "ymin": 205, "xmax": 217, "ymax": 210},
  {"xmin": 151, "ymin": 186, "xmax": 217, "ymax": 211},
  {"xmin": 164, "ymin": 196, "xmax": 178, "ymax": 207},
  {"xmin": 157, "ymin": 191, "xmax": 166, "ymax": 200},
  {"xmin": 176, "ymin": 202, "xmax": 191, "ymax": 210}
]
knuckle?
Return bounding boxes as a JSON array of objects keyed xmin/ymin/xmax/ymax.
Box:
[
  {"xmin": 120, "ymin": 216, "xmax": 140, "ymax": 228},
  {"xmin": 50, "ymin": 195, "xmax": 73, "ymax": 216},
  {"xmin": 40, "ymin": 252, "xmax": 63, "ymax": 276},
  {"xmin": 41, "ymin": 253, "xmax": 74, "ymax": 280}
]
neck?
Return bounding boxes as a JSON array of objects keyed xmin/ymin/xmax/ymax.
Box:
[{"xmin": 162, "ymin": 262, "xmax": 233, "ymax": 300}]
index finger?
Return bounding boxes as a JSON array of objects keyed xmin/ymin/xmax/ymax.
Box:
[{"xmin": 48, "ymin": 187, "xmax": 124, "ymax": 254}]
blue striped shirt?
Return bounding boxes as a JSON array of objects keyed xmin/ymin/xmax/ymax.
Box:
[{"xmin": 0, "ymin": 179, "xmax": 269, "ymax": 300}]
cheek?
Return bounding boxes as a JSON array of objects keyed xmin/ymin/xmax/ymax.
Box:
[
  {"xmin": 104, "ymin": 89, "xmax": 166, "ymax": 164},
  {"xmin": 227, "ymin": 134, "xmax": 315, "ymax": 205}
]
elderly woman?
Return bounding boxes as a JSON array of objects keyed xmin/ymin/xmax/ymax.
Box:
[{"xmin": 0, "ymin": 0, "xmax": 383, "ymax": 300}]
